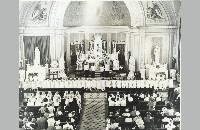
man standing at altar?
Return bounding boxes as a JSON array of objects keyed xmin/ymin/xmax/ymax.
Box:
[
  {"xmin": 91, "ymin": 65, "xmax": 95, "ymax": 78},
  {"xmin": 84, "ymin": 62, "xmax": 89, "ymax": 78}
]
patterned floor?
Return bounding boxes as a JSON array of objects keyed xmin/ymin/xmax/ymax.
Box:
[{"xmin": 79, "ymin": 93, "xmax": 107, "ymax": 130}]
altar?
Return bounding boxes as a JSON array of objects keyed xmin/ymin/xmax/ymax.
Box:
[
  {"xmin": 76, "ymin": 34, "xmax": 119, "ymax": 72},
  {"xmin": 147, "ymin": 64, "xmax": 168, "ymax": 80},
  {"xmin": 26, "ymin": 64, "xmax": 48, "ymax": 81},
  {"xmin": 141, "ymin": 46, "xmax": 168, "ymax": 80}
]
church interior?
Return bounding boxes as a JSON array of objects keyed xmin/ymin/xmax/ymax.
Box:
[{"xmin": 19, "ymin": 1, "xmax": 181, "ymax": 130}]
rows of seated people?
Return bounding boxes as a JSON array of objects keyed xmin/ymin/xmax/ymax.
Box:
[
  {"xmin": 19, "ymin": 90, "xmax": 83, "ymax": 130},
  {"xmin": 19, "ymin": 112, "xmax": 76, "ymax": 130},
  {"xmin": 20, "ymin": 78, "xmax": 173, "ymax": 91},
  {"xmin": 108, "ymin": 91, "xmax": 163, "ymax": 108},
  {"xmin": 170, "ymin": 86, "xmax": 180, "ymax": 112},
  {"xmin": 106, "ymin": 91, "xmax": 180, "ymax": 130}
]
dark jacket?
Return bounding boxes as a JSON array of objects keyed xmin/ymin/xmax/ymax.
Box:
[{"xmin": 36, "ymin": 117, "xmax": 47, "ymax": 129}]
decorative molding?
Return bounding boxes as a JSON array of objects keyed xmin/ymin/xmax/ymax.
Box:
[
  {"xmin": 145, "ymin": 1, "xmax": 169, "ymax": 25},
  {"xmin": 19, "ymin": 1, "xmax": 34, "ymax": 27},
  {"xmin": 19, "ymin": 1, "xmax": 179, "ymax": 29}
]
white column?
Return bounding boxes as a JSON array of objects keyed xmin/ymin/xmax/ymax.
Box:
[
  {"xmin": 50, "ymin": 34, "xmax": 56, "ymax": 61},
  {"xmin": 134, "ymin": 35, "xmax": 140, "ymax": 71},
  {"xmin": 125, "ymin": 33, "xmax": 130, "ymax": 63},
  {"xmin": 67, "ymin": 33, "xmax": 71, "ymax": 68},
  {"xmin": 175, "ymin": 29, "xmax": 180, "ymax": 71},
  {"xmin": 85, "ymin": 33, "xmax": 89, "ymax": 52},
  {"xmin": 140, "ymin": 34, "xmax": 145, "ymax": 68},
  {"xmin": 168, "ymin": 33, "xmax": 173, "ymax": 70},
  {"xmin": 107, "ymin": 33, "xmax": 111, "ymax": 53},
  {"xmin": 19, "ymin": 34, "xmax": 25, "ymax": 68},
  {"xmin": 60, "ymin": 34, "xmax": 65, "ymax": 58}
]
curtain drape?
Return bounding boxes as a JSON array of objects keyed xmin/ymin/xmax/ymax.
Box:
[{"xmin": 23, "ymin": 36, "xmax": 50, "ymax": 65}]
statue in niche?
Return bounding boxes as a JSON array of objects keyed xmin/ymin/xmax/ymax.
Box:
[
  {"xmin": 147, "ymin": 2, "xmax": 163, "ymax": 19},
  {"xmin": 128, "ymin": 56, "xmax": 135, "ymax": 78},
  {"xmin": 154, "ymin": 45, "xmax": 160, "ymax": 65},
  {"xmin": 32, "ymin": 2, "xmax": 48, "ymax": 21},
  {"xmin": 59, "ymin": 55, "xmax": 67, "ymax": 78},
  {"xmin": 34, "ymin": 47, "xmax": 40, "ymax": 66}
]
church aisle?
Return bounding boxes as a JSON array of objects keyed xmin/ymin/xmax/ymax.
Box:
[{"xmin": 79, "ymin": 92, "xmax": 107, "ymax": 130}]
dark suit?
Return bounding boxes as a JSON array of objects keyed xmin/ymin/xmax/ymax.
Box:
[
  {"xmin": 36, "ymin": 117, "xmax": 47, "ymax": 130},
  {"xmin": 130, "ymin": 110, "xmax": 136, "ymax": 117}
]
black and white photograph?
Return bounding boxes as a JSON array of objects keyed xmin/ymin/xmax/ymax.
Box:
[{"xmin": 19, "ymin": 0, "xmax": 181, "ymax": 130}]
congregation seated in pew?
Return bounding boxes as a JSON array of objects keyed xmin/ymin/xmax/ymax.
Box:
[{"xmin": 19, "ymin": 89, "xmax": 83, "ymax": 130}]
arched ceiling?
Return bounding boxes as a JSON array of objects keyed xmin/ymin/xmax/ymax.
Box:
[
  {"xmin": 63, "ymin": 1, "xmax": 131, "ymax": 27},
  {"xmin": 19, "ymin": 1, "xmax": 180, "ymax": 28}
]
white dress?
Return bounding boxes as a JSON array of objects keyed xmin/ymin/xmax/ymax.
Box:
[
  {"xmin": 60, "ymin": 81, "xmax": 64, "ymax": 88},
  {"xmin": 146, "ymin": 80, "xmax": 150, "ymax": 88},
  {"xmin": 106, "ymin": 80, "xmax": 111, "ymax": 88},
  {"xmin": 124, "ymin": 80, "xmax": 128, "ymax": 88},
  {"xmin": 136, "ymin": 80, "xmax": 141, "ymax": 88},
  {"xmin": 114, "ymin": 100, "xmax": 120, "ymax": 106},
  {"xmin": 117, "ymin": 80, "xmax": 121, "ymax": 88},
  {"xmin": 73, "ymin": 80, "xmax": 78, "ymax": 88},
  {"xmin": 64, "ymin": 80, "xmax": 68, "ymax": 88},
  {"xmin": 77, "ymin": 80, "xmax": 81, "ymax": 88},
  {"xmin": 120, "ymin": 99, "xmax": 126, "ymax": 106},
  {"xmin": 54, "ymin": 81, "xmax": 60, "ymax": 88},
  {"xmin": 81, "ymin": 80, "xmax": 86, "ymax": 88},
  {"xmin": 68, "ymin": 80, "xmax": 72, "ymax": 88},
  {"xmin": 27, "ymin": 98, "xmax": 34, "ymax": 106},
  {"xmin": 140, "ymin": 80, "xmax": 144, "ymax": 88},
  {"xmin": 35, "ymin": 98, "xmax": 42, "ymax": 106},
  {"xmin": 133, "ymin": 80, "xmax": 136, "ymax": 88},
  {"xmin": 50, "ymin": 81, "xmax": 55, "ymax": 88}
]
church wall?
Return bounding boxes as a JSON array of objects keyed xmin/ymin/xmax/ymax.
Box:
[
  {"xmin": 19, "ymin": 25, "xmax": 177, "ymax": 73},
  {"xmin": 19, "ymin": 1, "xmax": 180, "ymax": 72},
  {"xmin": 144, "ymin": 35, "xmax": 170, "ymax": 65},
  {"xmin": 129, "ymin": 26, "xmax": 177, "ymax": 71}
]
